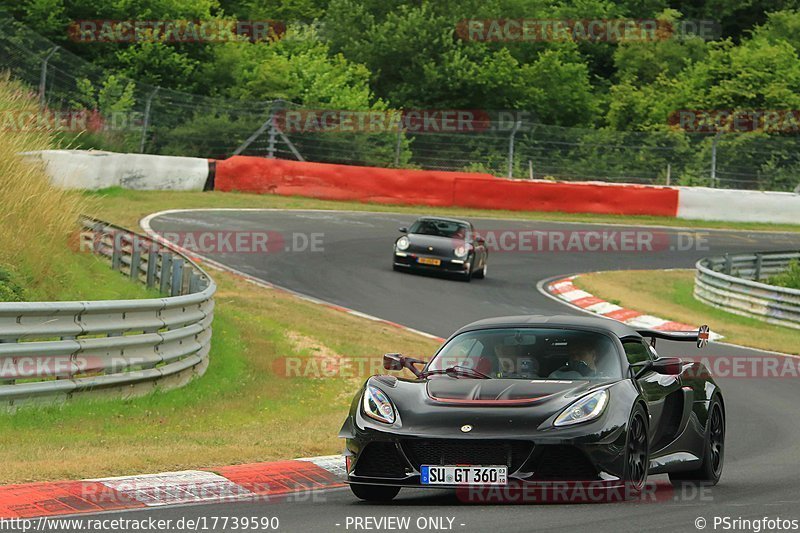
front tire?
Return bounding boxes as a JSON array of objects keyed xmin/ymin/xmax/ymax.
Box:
[
  {"xmin": 473, "ymin": 262, "xmax": 487, "ymax": 279},
  {"xmin": 669, "ymin": 396, "xmax": 724, "ymax": 486},
  {"xmin": 350, "ymin": 483, "xmax": 401, "ymax": 502},
  {"xmin": 624, "ymin": 404, "xmax": 649, "ymax": 497}
]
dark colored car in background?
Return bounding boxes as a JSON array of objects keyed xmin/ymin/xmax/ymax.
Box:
[
  {"xmin": 392, "ymin": 217, "xmax": 488, "ymax": 281},
  {"xmin": 339, "ymin": 315, "xmax": 723, "ymax": 502}
]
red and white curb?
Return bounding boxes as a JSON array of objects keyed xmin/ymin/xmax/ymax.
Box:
[
  {"xmin": 544, "ymin": 275, "xmax": 722, "ymax": 339},
  {"xmin": 0, "ymin": 456, "xmax": 346, "ymax": 518}
]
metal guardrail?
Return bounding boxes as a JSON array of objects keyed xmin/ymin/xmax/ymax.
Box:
[
  {"xmin": 0, "ymin": 217, "xmax": 215, "ymax": 407},
  {"xmin": 694, "ymin": 251, "xmax": 800, "ymax": 329}
]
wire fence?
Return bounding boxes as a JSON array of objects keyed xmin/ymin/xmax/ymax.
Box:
[{"xmin": 1, "ymin": 16, "xmax": 800, "ymax": 192}]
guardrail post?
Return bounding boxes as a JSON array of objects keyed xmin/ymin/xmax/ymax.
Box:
[
  {"xmin": 724, "ymin": 253, "xmax": 732, "ymax": 275},
  {"xmin": 160, "ymin": 253, "xmax": 172, "ymax": 294},
  {"xmin": 146, "ymin": 249, "xmax": 158, "ymax": 288},
  {"xmin": 754, "ymin": 253, "xmax": 763, "ymax": 281},
  {"xmin": 171, "ymin": 258, "xmax": 184, "ymax": 296}
]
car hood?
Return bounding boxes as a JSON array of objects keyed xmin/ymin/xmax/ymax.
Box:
[
  {"xmin": 425, "ymin": 377, "xmax": 598, "ymax": 405},
  {"xmin": 353, "ymin": 375, "xmax": 626, "ymax": 440},
  {"xmin": 402, "ymin": 234, "xmax": 463, "ymax": 255}
]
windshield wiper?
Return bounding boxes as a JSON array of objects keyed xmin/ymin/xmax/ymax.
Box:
[{"xmin": 420, "ymin": 365, "xmax": 491, "ymax": 379}]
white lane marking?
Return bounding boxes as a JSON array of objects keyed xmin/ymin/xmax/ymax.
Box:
[
  {"xmin": 90, "ymin": 471, "xmax": 254, "ymax": 507},
  {"xmin": 137, "ymin": 206, "xmax": 800, "ymax": 235},
  {"xmin": 139, "ymin": 210, "xmax": 443, "ymax": 342}
]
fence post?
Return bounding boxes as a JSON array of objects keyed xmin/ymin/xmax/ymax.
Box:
[
  {"xmin": 38, "ymin": 46, "xmax": 59, "ymax": 110},
  {"xmin": 267, "ymin": 118, "xmax": 277, "ymax": 159},
  {"xmin": 710, "ymin": 132, "xmax": 721, "ymax": 187},
  {"xmin": 139, "ymin": 86, "xmax": 159, "ymax": 153},
  {"xmin": 111, "ymin": 231, "xmax": 122, "ymax": 271},
  {"xmin": 666, "ymin": 163, "xmax": 671, "ymax": 186},
  {"xmin": 146, "ymin": 249, "xmax": 158, "ymax": 288},
  {"xmin": 754, "ymin": 253, "xmax": 763, "ymax": 281},
  {"xmin": 159, "ymin": 253, "xmax": 172, "ymax": 294},
  {"xmin": 507, "ymin": 120, "xmax": 521, "ymax": 178},
  {"xmin": 394, "ymin": 122, "xmax": 403, "ymax": 167},
  {"xmin": 130, "ymin": 244, "xmax": 141, "ymax": 282},
  {"xmin": 171, "ymin": 258, "xmax": 184, "ymax": 296}
]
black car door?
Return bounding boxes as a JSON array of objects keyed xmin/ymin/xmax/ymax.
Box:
[{"xmin": 623, "ymin": 340, "xmax": 684, "ymax": 450}]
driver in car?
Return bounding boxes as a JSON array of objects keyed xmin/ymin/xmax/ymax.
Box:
[{"xmin": 548, "ymin": 342, "xmax": 600, "ymax": 379}]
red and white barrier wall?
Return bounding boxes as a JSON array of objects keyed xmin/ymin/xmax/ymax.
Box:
[
  {"xmin": 214, "ymin": 157, "xmax": 800, "ymax": 224},
  {"xmin": 26, "ymin": 150, "xmax": 800, "ymax": 224},
  {"xmin": 214, "ymin": 156, "xmax": 679, "ymax": 217},
  {"xmin": 23, "ymin": 150, "xmax": 210, "ymax": 191}
]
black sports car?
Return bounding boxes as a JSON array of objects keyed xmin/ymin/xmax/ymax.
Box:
[
  {"xmin": 339, "ymin": 315, "xmax": 723, "ymax": 502},
  {"xmin": 392, "ymin": 217, "xmax": 488, "ymax": 281}
]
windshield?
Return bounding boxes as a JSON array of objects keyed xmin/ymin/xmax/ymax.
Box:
[
  {"xmin": 409, "ymin": 219, "xmax": 469, "ymax": 239},
  {"xmin": 427, "ymin": 328, "xmax": 622, "ymax": 381}
]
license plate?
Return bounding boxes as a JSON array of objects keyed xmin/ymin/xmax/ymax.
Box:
[
  {"xmin": 417, "ymin": 257, "xmax": 441, "ymax": 266},
  {"xmin": 421, "ymin": 465, "xmax": 507, "ymax": 485}
]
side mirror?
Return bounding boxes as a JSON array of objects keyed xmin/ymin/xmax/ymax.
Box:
[
  {"xmin": 398, "ymin": 227, "xmax": 408, "ymax": 233},
  {"xmin": 652, "ymin": 357, "xmax": 683, "ymax": 375},
  {"xmin": 383, "ymin": 353, "xmax": 404, "ymax": 371},
  {"xmin": 383, "ymin": 353, "xmax": 427, "ymax": 377}
]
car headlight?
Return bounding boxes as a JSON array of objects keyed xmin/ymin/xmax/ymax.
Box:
[
  {"xmin": 362, "ymin": 385, "xmax": 396, "ymax": 424},
  {"xmin": 554, "ymin": 389, "xmax": 608, "ymax": 427},
  {"xmin": 454, "ymin": 244, "xmax": 468, "ymax": 258},
  {"xmin": 396, "ymin": 237, "xmax": 410, "ymax": 251}
]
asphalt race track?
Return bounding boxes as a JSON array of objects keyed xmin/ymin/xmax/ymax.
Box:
[{"xmin": 83, "ymin": 210, "xmax": 800, "ymax": 532}]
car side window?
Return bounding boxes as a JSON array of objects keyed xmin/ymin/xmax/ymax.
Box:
[{"xmin": 623, "ymin": 341, "xmax": 651, "ymax": 365}]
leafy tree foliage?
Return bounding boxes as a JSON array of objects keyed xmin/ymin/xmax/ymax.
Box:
[{"xmin": 3, "ymin": 0, "xmax": 800, "ymax": 189}]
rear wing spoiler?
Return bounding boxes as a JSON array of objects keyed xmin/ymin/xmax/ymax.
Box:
[{"xmin": 636, "ymin": 325, "xmax": 710, "ymax": 349}]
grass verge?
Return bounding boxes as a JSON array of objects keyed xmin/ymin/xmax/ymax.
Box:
[
  {"xmin": 0, "ymin": 271, "xmax": 438, "ymax": 484},
  {"xmin": 574, "ymin": 270, "xmax": 800, "ymax": 355}
]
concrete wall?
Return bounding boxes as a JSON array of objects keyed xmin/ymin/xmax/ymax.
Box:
[
  {"xmin": 22, "ymin": 150, "xmax": 209, "ymax": 191},
  {"xmin": 677, "ymin": 187, "xmax": 800, "ymax": 224}
]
